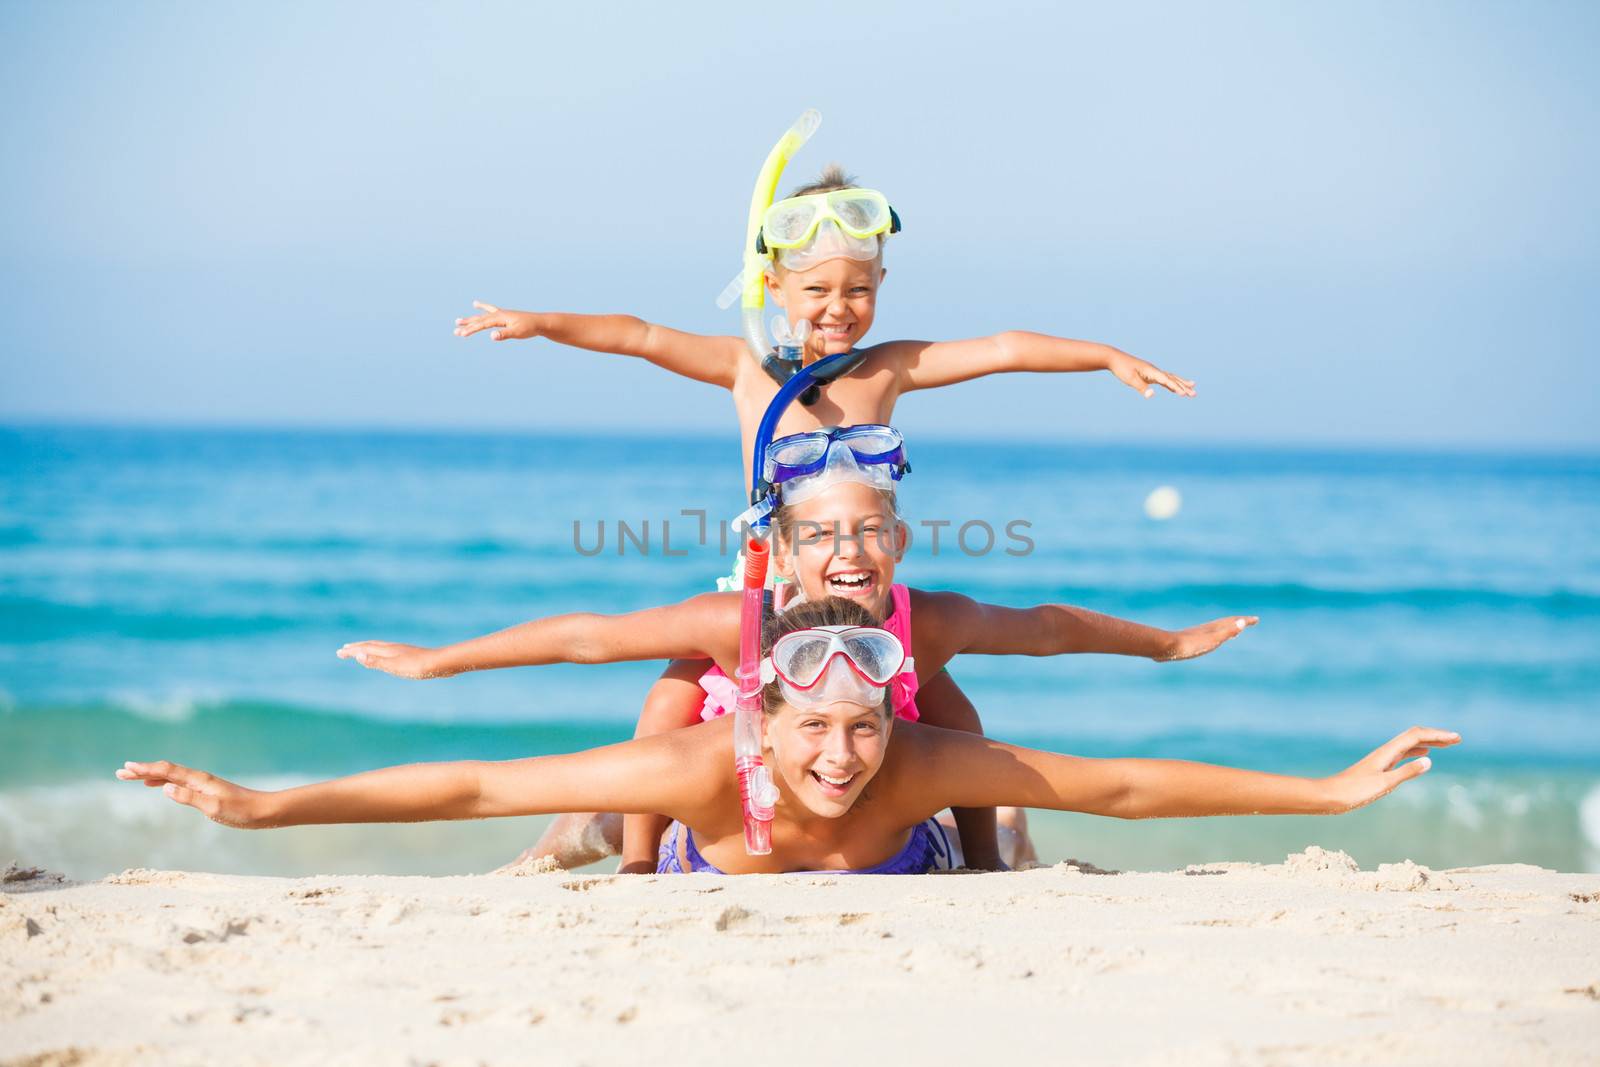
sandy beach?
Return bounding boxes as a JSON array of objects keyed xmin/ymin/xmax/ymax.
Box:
[{"xmin": 3, "ymin": 849, "xmax": 1597, "ymax": 1066}]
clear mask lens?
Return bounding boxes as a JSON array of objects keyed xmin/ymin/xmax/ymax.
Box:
[
  {"xmin": 829, "ymin": 192, "xmax": 890, "ymax": 235},
  {"xmin": 779, "ymin": 441, "xmax": 896, "ymax": 505},
  {"xmin": 769, "ymin": 435, "xmax": 830, "ymax": 471},
  {"xmin": 836, "ymin": 426, "xmax": 901, "ymax": 457},
  {"xmin": 778, "ymin": 659, "xmax": 885, "ymax": 709},
  {"xmin": 776, "ymin": 220, "xmax": 881, "ymax": 272},
  {"xmin": 765, "ymin": 625, "xmax": 905, "ymax": 709},
  {"xmin": 766, "ymin": 200, "xmax": 822, "ymax": 245}
]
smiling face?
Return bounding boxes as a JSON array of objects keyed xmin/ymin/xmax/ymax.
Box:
[
  {"xmin": 764, "ymin": 699, "xmax": 892, "ymax": 817},
  {"xmin": 764, "ymin": 256, "xmax": 886, "ymax": 359},
  {"xmin": 773, "ymin": 481, "xmax": 904, "ymax": 621}
]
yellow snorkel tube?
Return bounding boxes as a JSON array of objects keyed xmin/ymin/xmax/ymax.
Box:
[{"xmin": 716, "ymin": 108, "xmax": 822, "ymax": 365}]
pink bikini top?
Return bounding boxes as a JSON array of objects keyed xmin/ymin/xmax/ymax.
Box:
[{"xmin": 697, "ymin": 583, "xmax": 920, "ymax": 722}]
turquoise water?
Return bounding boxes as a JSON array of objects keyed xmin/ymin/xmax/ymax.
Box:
[{"xmin": 3, "ymin": 425, "xmax": 1597, "ymax": 876}]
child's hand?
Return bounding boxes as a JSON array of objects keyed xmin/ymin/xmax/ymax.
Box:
[
  {"xmin": 116, "ymin": 760, "xmax": 268, "ymax": 828},
  {"xmin": 1158, "ymin": 615, "xmax": 1259, "ymax": 661},
  {"xmin": 1107, "ymin": 351, "xmax": 1196, "ymax": 398},
  {"xmin": 337, "ymin": 641, "xmax": 451, "ymax": 679},
  {"xmin": 454, "ymin": 301, "xmax": 542, "ymax": 342},
  {"xmin": 1323, "ymin": 727, "xmax": 1460, "ymax": 812}
]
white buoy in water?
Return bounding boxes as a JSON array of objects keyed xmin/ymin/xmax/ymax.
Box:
[{"xmin": 1144, "ymin": 485, "xmax": 1182, "ymax": 521}]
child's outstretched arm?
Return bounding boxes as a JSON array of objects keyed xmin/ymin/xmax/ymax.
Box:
[
  {"xmin": 454, "ymin": 301, "xmax": 747, "ymax": 388},
  {"xmin": 116, "ymin": 724, "xmax": 723, "ymax": 830},
  {"xmin": 337, "ymin": 594, "xmax": 737, "ymax": 679},
  {"xmin": 889, "ymin": 333, "xmax": 1195, "ymax": 398},
  {"xmin": 914, "ymin": 725, "xmax": 1460, "ymax": 820},
  {"xmin": 921, "ymin": 591, "xmax": 1257, "ymax": 664}
]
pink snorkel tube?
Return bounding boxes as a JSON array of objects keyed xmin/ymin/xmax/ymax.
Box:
[
  {"xmin": 734, "ymin": 536, "xmax": 779, "ymax": 853},
  {"xmin": 725, "ymin": 109, "xmax": 852, "ymax": 855}
]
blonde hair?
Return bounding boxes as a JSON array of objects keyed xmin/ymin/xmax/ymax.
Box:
[{"xmin": 785, "ymin": 163, "xmax": 858, "ymax": 199}]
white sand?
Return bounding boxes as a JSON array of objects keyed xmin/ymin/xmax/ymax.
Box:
[{"xmin": 3, "ymin": 850, "xmax": 1598, "ymax": 1066}]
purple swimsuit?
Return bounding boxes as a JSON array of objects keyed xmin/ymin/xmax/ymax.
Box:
[{"xmin": 656, "ymin": 818, "xmax": 954, "ymax": 875}]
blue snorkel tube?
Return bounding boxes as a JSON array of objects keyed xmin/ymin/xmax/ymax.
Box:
[{"xmin": 748, "ymin": 350, "xmax": 863, "ymax": 521}]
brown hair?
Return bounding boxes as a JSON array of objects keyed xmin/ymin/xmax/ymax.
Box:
[{"xmin": 760, "ymin": 595, "xmax": 889, "ymax": 717}]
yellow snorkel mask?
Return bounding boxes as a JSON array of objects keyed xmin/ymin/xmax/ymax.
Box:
[
  {"xmin": 759, "ymin": 188, "xmax": 901, "ymax": 272},
  {"xmin": 715, "ymin": 109, "xmax": 902, "ymax": 376}
]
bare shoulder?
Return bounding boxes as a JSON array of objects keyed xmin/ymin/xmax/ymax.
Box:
[
  {"xmin": 907, "ymin": 587, "xmax": 979, "ymax": 616},
  {"xmin": 662, "ymin": 715, "xmax": 740, "ymax": 811},
  {"xmin": 873, "ymin": 718, "xmax": 985, "ymax": 820},
  {"xmin": 645, "ymin": 330, "xmax": 746, "ymax": 391},
  {"xmin": 727, "ymin": 343, "xmax": 769, "ymax": 389},
  {"xmin": 708, "ymin": 332, "xmax": 751, "ymax": 364},
  {"xmin": 907, "ymin": 588, "xmax": 983, "ymax": 647},
  {"xmin": 669, "ymin": 713, "xmax": 735, "ymax": 764},
  {"xmin": 850, "ymin": 339, "xmax": 922, "ymax": 382},
  {"xmin": 863, "ymin": 338, "xmax": 933, "ymax": 362},
  {"xmin": 673, "ymin": 591, "xmax": 742, "ymax": 662},
  {"xmin": 677, "ymin": 590, "xmax": 742, "ymax": 622}
]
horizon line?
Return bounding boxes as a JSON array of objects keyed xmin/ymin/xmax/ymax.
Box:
[{"xmin": 2, "ymin": 415, "xmax": 1597, "ymax": 461}]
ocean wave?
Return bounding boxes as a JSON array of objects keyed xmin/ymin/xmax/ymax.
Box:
[
  {"xmin": 957, "ymin": 579, "xmax": 1600, "ymax": 616},
  {"xmin": 0, "ymin": 778, "xmax": 553, "ymax": 879},
  {"xmin": 0, "ymin": 524, "xmax": 38, "ymax": 548},
  {"xmin": 107, "ymin": 687, "xmax": 224, "ymax": 723},
  {"xmin": 958, "ymin": 656, "xmax": 1600, "ymax": 702},
  {"xmin": 1, "ymin": 699, "xmax": 636, "ymax": 787},
  {"xmin": 1581, "ymin": 783, "xmax": 1600, "ymax": 863},
  {"xmin": 7, "ymin": 578, "xmax": 1598, "ymax": 647},
  {"xmin": 2, "ymin": 529, "xmax": 569, "ymax": 557},
  {"xmin": 0, "ymin": 597, "xmax": 302, "ymax": 642}
]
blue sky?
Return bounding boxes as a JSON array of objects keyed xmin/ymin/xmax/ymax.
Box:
[{"xmin": 2, "ymin": 1, "xmax": 1595, "ymax": 449}]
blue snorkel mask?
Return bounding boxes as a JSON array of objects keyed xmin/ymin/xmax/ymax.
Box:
[
  {"xmin": 764, "ymin": 424, "xmax": 910, "ymax": 503},
  {"xmin": 736, "ymin": 424, "xmax": 911, "ymax": 532}
]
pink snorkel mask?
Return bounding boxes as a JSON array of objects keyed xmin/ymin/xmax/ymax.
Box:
[{"xmin": 760, "ymin": 625, "xmax": 910, "ymax": 710}]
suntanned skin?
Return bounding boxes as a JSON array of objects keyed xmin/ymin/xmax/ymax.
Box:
[
  {"xmin": 339, "ymin": 482, "xmax": 1260, "ymax": 871},
  {"xmin": 453, "ymin": 257, "xmax": 1195, "ymax": 489},
  {"xmin": 536, "ymin": 666, "xmax": 997, "ymax": 874},
  {"xmin": 448, "ymin": 255, "xmax": 1195, "ymax": 869},
  {"xmin": 336, "ymin": 486, "xmax": 1256, "ymax": 685},
  {"xmin": 117, "ymin": 716, "xmax": 1459, "ymax": 875},
  {"xmin": 335, "ymin": 586, "xmax": 1250, "ymax": 684}
]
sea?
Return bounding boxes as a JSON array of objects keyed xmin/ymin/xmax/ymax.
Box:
[{"xmin": 3, "ymin": 424, "xmax": 1597, "ymax": 877}]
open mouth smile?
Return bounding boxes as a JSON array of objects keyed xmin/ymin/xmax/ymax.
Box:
[
  {"xmin": 810, "ymin": 770, "xmax": 857, "ymax": 797},
  {"xmin": 826, "ymin": 569, "xmax": 875, "ymax": 597}
]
